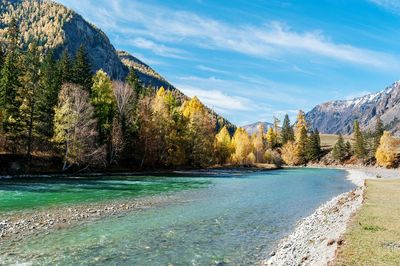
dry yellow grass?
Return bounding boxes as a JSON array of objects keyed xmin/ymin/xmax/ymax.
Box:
[
  {"xmin": 320, "ymin": 134, "xmax": 353, "ymax": 149},
  {"xmin": 335, "ymin": 179, "xmax": 400, "ymax": 265}
]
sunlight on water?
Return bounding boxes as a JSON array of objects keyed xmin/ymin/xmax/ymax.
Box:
[{"xmin": 0, "ymin": 168, "xmax": 354, "ymax": 265}]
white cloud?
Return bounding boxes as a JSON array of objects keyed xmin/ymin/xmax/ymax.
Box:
[
  {"xmin": 129, "ymin": 38, "xmax": 190, "ymax": 59},
  {"xmin": 57, "ymin": 0, "xmax": 400, "ymax": 69},
  {"xmin": 196, "ymin": 65, "xmax": 228, "ymax": 74},
  {"xmin": 176, "ymin": 85, "xmax": 254, "ymax": 114},
  {"xmin": 369, "ymin": 0, "xmax": 400, "ymax": 12}
]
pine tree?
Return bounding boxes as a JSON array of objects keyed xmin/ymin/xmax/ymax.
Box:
[
  {"xmin": 37, "ymin": 51, "xmax": 62, "ymax": 143},
  {"xmin": 72, "ymin": 45, "xmax": 92, "ymax": 91},
  {"xmin": 281, "ymin": 114, "xmax": 294, "ymax": 145},
  {"xmin": 305, "ymin": 129, "xmax": 321, "ymax": 161},
  {"xmin": 126, "ymin": 67, "xmax": 142, "ymax": 95},
  {"xmin": 332, "ymin": 134, "xmax": 348, "ymax": 162},
  {"xmin": 58, "ymin": 50, "xmax": 72, "ymax": 84},
  {"xmin": 296, "ymin": 126, "xmax": 308, "ymax": 165},
  {"xmin": 353, "ymin": 120, "xmax": 366, "ymax": 160},
  {"xmin": 18, "ymin": 42, "xmax": 41, "ymax": 156},
  {"xmin": 0, "ymin": 19, "xmax": 22, "ymax": 153},
  {"xmin": 373, "ymin": 116, "xmax": 384, "ymax": 152}
]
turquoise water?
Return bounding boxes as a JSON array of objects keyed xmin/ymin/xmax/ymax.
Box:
[{"xmin": 0, "ymin": 168, "xmax": 354, "ymax": 265}]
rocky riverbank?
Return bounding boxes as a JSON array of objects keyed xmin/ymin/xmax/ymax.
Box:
[
  {"xmin": 263, "ymin": 169, "xmax": 374, "ymax": 266},
  {"xmin": 0, "ymin": 194, "xmax": 182, "ymax": 243}
]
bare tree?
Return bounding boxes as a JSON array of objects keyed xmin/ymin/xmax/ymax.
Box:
[
  {"xmin": 53, "ymin": 83, "xmax": 105, "ymax": 170},
  {"xmin": 110, "ymin": 81, "xmax": 136, "ymax": 163}
]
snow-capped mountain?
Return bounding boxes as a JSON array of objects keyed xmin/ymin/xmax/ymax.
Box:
[
  {"xmin": 306, "ymin": 81, "xmax": 400, "ymax": 136},
  {"xmin": 242, "ymin": 122, "xmax": 274, "ymax": 135}
]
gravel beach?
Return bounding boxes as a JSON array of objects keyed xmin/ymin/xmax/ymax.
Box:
[{"xmin": 263, "ymin": 167, "xmax": 400, "ymax": 266}]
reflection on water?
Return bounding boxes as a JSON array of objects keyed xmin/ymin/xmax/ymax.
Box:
[{"xmin": 0, "ymin": 168, "xmax": 354, "ymax": 265}]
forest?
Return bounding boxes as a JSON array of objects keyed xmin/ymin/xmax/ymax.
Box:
[{"xmin": 0, "ymin": 18, "xmax": 398, "ymax": 173}]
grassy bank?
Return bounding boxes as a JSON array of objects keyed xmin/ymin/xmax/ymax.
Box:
[{"xmin": 335, "ymin": 179, "xmax": 400, "ymax": 265}]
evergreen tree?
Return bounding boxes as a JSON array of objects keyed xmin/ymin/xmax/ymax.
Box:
[
  {"xmin": 305, "ymin": 129, "xmax": 321, "ymax": 161},
  {"xmin": 0, "ymin": 48, "xmax": 4, "ymax": 71},
  {"xmin": 58, "ymin": 50, "xmax": 72, "ymax": 84},
  {"xmin": 18, "ymin": 43, "xmax": 41, "ymax": 156},
  {"xmin": 126, "ymin": 67, "xmax": 142, "ymax": 95},
  {"xmin": 281, "ymin": 114, "xmax": 294, "ymax": 144},
  {"xmin": 72, "ymin": 45, "xmax": 92, "ymax": 91},
  {"xmin": 373, "ymin": 116, "xmax": 384, "ymax": 152},
  {"xmin": 0, "ymin": 19, "xmax": 22, "ymax": 152},
  {"xmin": 296, "ymin": 126, "xmax": 308, "ymax": 165},
  {"xmin": 332, "ymin": 134, "xmax": 348, "ymax": 162},
  {"xmin": 37, "ymin": 51, "xmax": 61, "ymax": 143},
  {"xmin": 353, "ymin": 120, "xmax": 366, "ymax": 160}
]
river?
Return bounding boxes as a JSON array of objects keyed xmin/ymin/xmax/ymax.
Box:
[{"xmin": 0, "ymin": 168, "xmax": 354, "ymax": 265}]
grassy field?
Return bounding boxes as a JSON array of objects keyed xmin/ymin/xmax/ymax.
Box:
[
  {"xmin": 335, "ymin": 179, "xmax": 400, "ymax": 265},
  {"xmin": 320, "ymin": 134, "xmax": 353, "ymax": 149}
]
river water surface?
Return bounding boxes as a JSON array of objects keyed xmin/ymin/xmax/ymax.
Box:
[{"xmin": 0, "ymin": 168, "xmax": 354, "ymax": 265}]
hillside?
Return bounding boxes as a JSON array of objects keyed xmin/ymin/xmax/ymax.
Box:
[
  {"xmin": 242, "ymin": 122, "xmax": 274, "ymax": 135},
  {"xmin": 306, "ymin": 81, "xmax": 400, "ymax": 136},
  {"xmin": 0, "ymin": 0, "xmax": 128, "ymax": 79},
  {"xmin": 0, "ymin": 0, "xmax": 235, "ymax": 132}
]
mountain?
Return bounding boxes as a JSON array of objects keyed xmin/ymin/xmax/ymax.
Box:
[
  {"xmin": 0, "ymin": 0, "xmax": 235, "ymax": 132},
  {"xmin": 0, "ymin": 0, "xmax": 128, "ymax": 79},
  {"xmin": 306, "ymin": 81, "xmax": 400, "ymax": 136},
  {"xmin": 242, "ymin": 122, "xmax": 274, "ymax": 135}
]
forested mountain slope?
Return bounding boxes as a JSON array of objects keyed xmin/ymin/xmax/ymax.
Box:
[{"xmin": 0, "ymin": 0, "xmax": 235, "ymax": 132}]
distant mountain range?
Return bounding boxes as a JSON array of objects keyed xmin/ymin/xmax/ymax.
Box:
[
  {"xmin": 242, "ymin": 122, "xmax": 274, "ymax": 135},
  {"xmin": 0, "ymin": 0, "xmax": 235, "ymax": 132},
  {"xmin": 306, "ymin": 81, "xmax": 400, "ymax": 136}
]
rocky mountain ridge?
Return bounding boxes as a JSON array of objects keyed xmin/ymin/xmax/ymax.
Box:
[{"xmin": 306, "ymin": 81, "xmax": 400, "ymax": 136}]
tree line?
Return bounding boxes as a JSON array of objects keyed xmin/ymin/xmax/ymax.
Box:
[
  {"xmin": 214, "ymin": 111, "xmax": 322, "ymax": 167},
  {"xmin": 0, "ymin": 19, "xmax": 218, "ymax": 171}
]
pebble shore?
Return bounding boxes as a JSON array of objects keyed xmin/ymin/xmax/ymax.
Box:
[
  {"xmin": 0, "ymin": 194, "xmax": 182, "ymax": 243},
  {"xmin": 263, "ymin": 168, "xmax": 382, "ymax": 266}
]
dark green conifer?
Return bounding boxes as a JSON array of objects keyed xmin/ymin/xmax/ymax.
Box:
[
  {"xmin": 72, "ymin": 45, "xmax": 92, "ymax": 91},
  {"xmin": 281, "ymin": 114, "xmax": 294, "ymax": 145}
]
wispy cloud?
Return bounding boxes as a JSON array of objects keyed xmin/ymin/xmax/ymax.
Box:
[
  {"xmin": 369, "ymin": 0, "xmax": 400, "ymax": 13},
  {"xmin": 129, "ymin": 38, "xmax": 190, "ymax": 59},
  {"xmin": 196, "ymin": 65, "xmax": 228, "ymax": 75},
  {"xmin": 58, "ymin": 0, "xmax": 400, "ymax": 69}
]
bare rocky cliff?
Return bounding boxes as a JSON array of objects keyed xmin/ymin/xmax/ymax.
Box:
[{"xmin": 306, "ymin": 81, "xmax": 400, "ymax": 136}]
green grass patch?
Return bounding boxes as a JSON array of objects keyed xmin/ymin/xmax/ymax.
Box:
[{"xmin": 335, "ymin": 179, "xmax": 400, "ymax": 265}]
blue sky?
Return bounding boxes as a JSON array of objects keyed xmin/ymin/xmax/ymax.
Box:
[{"xmin": 57, "ymin": 0, "xmax": 400, "ymax": 126}]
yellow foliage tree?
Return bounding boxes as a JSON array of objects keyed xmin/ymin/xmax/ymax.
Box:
[
  {"xmin": 214, "ymin": 126, "xmax": 233, "ymax": 165},
  {"xmin": 231, "ymin": 127, "xmax": 252, "ymax": 165},
  {"xmin": 181, "ymin": 96, "xmax": 215, "ymax": 167},
  {"xmin": 281, "ymin": 141, "xmax": 300, "ymax": 166},
  {"xmin": 253, "ymin": 124, "xmax": 265, "ymax": 162},
  {"xmin": 295, "ymin": 110, "xmax": 307, "ymax": 142},
  {"xmin": 266, "ymin": 127, "xmax": 277, "ymax": 148},
  {"xmin": 375, "ymin": 131, "xmax": 398, "ymax": 168}
]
